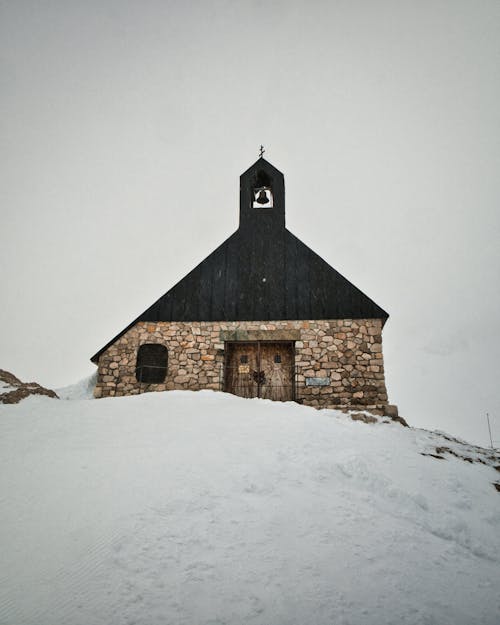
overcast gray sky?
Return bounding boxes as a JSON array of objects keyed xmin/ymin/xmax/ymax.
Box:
[{"xmin": 1, "ymin": 0, "xmax": 499, "ymax": 446}]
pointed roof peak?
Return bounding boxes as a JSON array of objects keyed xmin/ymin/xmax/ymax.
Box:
[{"xmin": 241, "ymin": 155, "xmax": 283, "ymax": 179}]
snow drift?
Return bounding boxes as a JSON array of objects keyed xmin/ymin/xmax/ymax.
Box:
[{"xmin": 0, "ymin": 388, "xmax": 499, "ymax": 625}]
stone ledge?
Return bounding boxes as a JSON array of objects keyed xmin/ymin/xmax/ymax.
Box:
[{"xmin": 220, "ymin": 329, "xmax": 301, "ymax": 342}]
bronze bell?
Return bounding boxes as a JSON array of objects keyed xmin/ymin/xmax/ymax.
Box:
[{"xmin": 255, "ymin": 189, "xmax": 269, "ymax": 204}]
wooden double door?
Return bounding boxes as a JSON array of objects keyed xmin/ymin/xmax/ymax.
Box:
[{"xmin": 225, "ymin": 341, "xmax": 295, "ymax": 401}]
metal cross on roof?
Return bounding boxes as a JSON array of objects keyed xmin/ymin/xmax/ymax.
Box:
[{"xmin": 259, "ymin": 145, "xmax": 265, "ymax": 158}]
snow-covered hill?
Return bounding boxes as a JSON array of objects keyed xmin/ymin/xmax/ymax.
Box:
[{"xmin": 0, "ymin": 389, "xmax": 499, "ymax": 625}]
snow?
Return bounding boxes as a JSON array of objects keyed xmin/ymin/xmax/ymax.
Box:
[
  {"xmin": 56, "ymin": 372, "xmax": 97, "ymax": 400},
  {"xmin": 0, "ymin": 389, "xmax": 499, "ymax": 625},
  {"xmin": 0, "ymin": 380, "xmax": 15, "ymax": 394}
]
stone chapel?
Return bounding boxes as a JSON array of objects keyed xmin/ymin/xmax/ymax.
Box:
[{"xmin": 91, "ymin": 156, "xmax": 395, "ymax": 415}]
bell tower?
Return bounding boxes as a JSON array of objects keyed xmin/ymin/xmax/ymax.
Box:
[
  {"xmin": 239, "ymin": 157, "xmax": 285, "ymax": 232},
  {"xmin": 236, "ymin": 156, "xmax": 287, "ymax": 318}
]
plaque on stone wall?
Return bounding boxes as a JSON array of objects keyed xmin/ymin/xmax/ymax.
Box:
[
  {"xmin": 238, "ymin": 365, "xmax": 250, "ymax": 374},
  {"xmin": 305, "ymin": 377, "xmax": 330, "ymax": 387}
]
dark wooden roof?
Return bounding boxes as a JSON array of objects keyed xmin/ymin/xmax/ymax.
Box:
[{"xmin": 91, "ymin": 158, "xmax": 388, "ymax": 363}]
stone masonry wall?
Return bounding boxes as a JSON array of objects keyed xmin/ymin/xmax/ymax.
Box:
[{"xmin": 94, "ymin": 319, "xmax": 390, "ymax": 413}]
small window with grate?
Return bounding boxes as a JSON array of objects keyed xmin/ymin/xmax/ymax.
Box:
[
  {"xmin": 274, "ymin": 354, "xmax": 281, "ymax": 363},
  {"xmin": 136, "ymin": 344, "xmax": 168, "ymax": 383}
]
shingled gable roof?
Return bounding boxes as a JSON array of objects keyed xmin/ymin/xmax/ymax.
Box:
[{"xmin": 91, "ymin": 157, "xmax": 388, "ymax": 363}]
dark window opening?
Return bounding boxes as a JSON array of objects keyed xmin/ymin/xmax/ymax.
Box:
[
  {"xmin": 136, "ymin": 344, "xmax": 168, "ymax": 383},
  {"xmin": 240, "ymin": 355, "xmax": 248, "ymax": 364},
  {"xmin": 274, "ymin": 354, "xmax": 281, "ymax": 363}
]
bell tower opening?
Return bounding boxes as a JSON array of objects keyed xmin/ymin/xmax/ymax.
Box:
[
  {"xmin": 252, "ymin": 170, "xmax": 273, "ymax": 208},
  {"xmin": 239, "ymin": 157, "xmax": 285, "ymax": 230}
]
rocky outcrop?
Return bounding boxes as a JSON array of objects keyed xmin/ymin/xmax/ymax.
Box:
[
  {"xmin": 420, "ymin": 432, "xmax": 500, "ymax": 492},
  {"xmin": 0, "ymin": 369, "xmax": 59, "ymax": 404}
]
